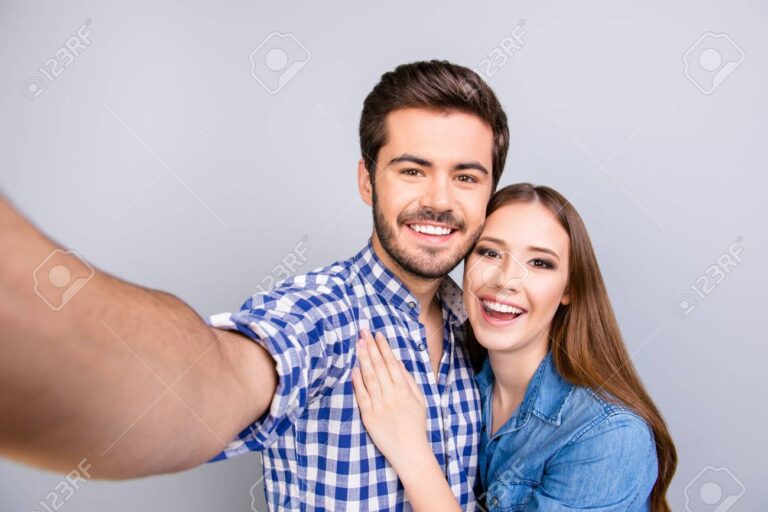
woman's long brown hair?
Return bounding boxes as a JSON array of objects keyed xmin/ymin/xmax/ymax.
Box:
[{"xmin": 464, "ymin": 183, "xmax": 677, "ymax": 512}]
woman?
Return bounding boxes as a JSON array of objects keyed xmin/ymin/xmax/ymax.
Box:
[{"xmin": 351, "ymin": 183, "xmax": 677, "ymax": 511}]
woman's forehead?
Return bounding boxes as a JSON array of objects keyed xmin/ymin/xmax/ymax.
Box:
[{"xmin": 482, "ymin": 203, "xmax": 569, "ymax": 252}]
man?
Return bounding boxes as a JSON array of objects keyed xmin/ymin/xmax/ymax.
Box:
[{"xmin": 0, "ymin": 60, "xmax": 509, "ymax": 510}]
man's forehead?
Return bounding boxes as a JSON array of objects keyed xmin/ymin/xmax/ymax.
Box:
[
  {"xmin": 384, "ymin": 107, "xmax": 490, "ymax": 133},
  {"xmin": 381, "ymin": 109, "xmax": 494, "ymax": 166}
]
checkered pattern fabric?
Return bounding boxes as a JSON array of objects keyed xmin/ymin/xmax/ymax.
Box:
[{"xmin": 206, "ymin": 240, "xmax": 482, "ymax": 511}]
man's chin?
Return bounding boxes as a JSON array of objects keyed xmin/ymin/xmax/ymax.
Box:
[{"xmin": 392, "ymin": 243, "xmax": 464, "ymax": 279}]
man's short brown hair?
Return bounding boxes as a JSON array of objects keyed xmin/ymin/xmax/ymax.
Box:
[{"xmin": 359, "ymin": 60, "xmax": 509, "ymax": 190}]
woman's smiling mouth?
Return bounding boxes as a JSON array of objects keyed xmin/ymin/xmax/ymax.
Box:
[{"xmin": 478, "ymin": 296, "xmax": 527, "ymax": 326}]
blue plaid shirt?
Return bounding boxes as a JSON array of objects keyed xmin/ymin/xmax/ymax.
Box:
[{"xmin": 207, "ymin": 240, "xmax": 482, "ymax": 510}]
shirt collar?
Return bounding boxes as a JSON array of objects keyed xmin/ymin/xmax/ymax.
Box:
[
  {"xmin": 475, "ymin": 350, "xmax": 574, "ymax": 433},
  {"xmin": 351, "ymin": 238, "xmax": 466, "ymax": 328}
]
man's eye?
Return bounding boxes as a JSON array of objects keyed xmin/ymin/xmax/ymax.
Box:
[
  {"xmin": 456, "ymin": 174, "xmax": 478, "ymax": 183},
  {"xmin": 401, "ymin": 168, "xmax": 422, "ymax": 177},
  {"xmin": 530, "ymin": 258, "xmax": 554, "ymax": 269}
]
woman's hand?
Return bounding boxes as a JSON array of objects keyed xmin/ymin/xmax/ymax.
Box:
[{"xmin": 351, "ymin": 329, "xmax": 429, "ymax": 472}]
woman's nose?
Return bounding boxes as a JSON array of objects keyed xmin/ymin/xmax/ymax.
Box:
[{"xmin": 484, "ymin": 256, "xmax": 527, "ymax": 291}]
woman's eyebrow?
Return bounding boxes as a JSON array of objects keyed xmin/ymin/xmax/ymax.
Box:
[
  {"xmin": 528, "ymin": 246, "xmax": 560, "ymax": 261},
  {"xmin": 477, "ymin": 236, "xmax": 507, "ymax": 247},
  {"xmin": 477, "ymin": 237, "xmax": 561, "ymax": 261}
]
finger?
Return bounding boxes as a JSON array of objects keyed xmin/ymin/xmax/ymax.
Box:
[
  {"xmin": 400, "ymin": 361, "xmax": 426, "ymax": 408},
  {"xmin": 362, "ymin": 330, "xmax": 394, "ymax": 394},
  {"xmin": 374, "ymin": 331, "xmax": 405, "ymax": 387},
  {"xmin": 351, "ymin": 367, "xmax": 371, "ymax": 412},
  {"xmin": 356, "ymin": 336, "xmax": 383, "ymax": 400}
]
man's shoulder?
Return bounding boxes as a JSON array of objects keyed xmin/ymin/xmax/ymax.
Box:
[{"xmin": 242, "ymin": 252, "xmax": 361, "ymax": 312}]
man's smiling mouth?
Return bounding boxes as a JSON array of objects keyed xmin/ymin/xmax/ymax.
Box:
[{"xmin": 406, "ymin": 223, "xmax": 456, "ymax": 236}]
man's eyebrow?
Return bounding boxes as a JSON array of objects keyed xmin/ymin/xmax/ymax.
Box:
[
  {"xmin": 476, "ymin": 237, "xmax": 561, "ymax": 261},
  {"xmin": 454, "ymin": 161, "xmax": 489, "ymax": 175},
  {"xmin": 388, "ymin": 154, "xmax": 432, "ymax": 167},
  {"xmin": 387, "ymin": 153, "xmax": 489, "ymax": 174}
]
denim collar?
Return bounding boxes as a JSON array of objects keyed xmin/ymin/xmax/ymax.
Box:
[
  {"xmin": 475, "ymin": 350, "xmax": 574, "ymax": 436},
  {"xmin": 351, "ymin": 238, "xmax": 466, "ymax": 328}
]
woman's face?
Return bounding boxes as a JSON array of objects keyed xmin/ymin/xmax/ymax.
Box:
[{"xmin": 463, "ymin": 201, "xmax": 571, "ymax": 354}]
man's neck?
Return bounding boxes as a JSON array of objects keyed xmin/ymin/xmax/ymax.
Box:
[{"xmin": 370, "ymin": 234, "xmax": 443, "ymax": 312}]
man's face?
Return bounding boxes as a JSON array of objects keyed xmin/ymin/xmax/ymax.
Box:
[{"xmin": 358, "ymin": 107, "xmax": 495, "ymax": 279}]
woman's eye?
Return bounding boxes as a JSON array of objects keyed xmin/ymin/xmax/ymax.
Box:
[
  {"xmin": 477, "ymin": 247, "xmax": 501, "ymax": 259},
  {"xmin": 530, "ymin": 258, "xmax": 554, "ymax": 269}
]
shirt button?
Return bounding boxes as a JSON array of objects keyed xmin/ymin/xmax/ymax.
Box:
[
  {"xmin": 417, "ymin": 343, "xmax": 427, "ymax": 351},
  {"xmin": 490, "ymin": 496, "xmax": 499, "ymax": 507},
  {"xmin": 407, "ymin": 301, "xmax": 416, "ymax": 309}
]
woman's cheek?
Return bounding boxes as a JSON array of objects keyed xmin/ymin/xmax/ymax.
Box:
[{"xmin": 528, "ymin": 274, "xmax": 568, "ymax": 317}]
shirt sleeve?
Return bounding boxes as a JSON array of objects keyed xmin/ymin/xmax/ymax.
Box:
[
  {"xmin": 527, "ymin": 412, "xmax": 658, "ymax": 511},
  {"xmin": 205, "ymin": 273, "xmax": 355, "ymax": 461}
]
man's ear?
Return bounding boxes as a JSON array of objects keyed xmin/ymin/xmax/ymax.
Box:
[{"xmin": 357, "ymin": 159, "xmax": 373, "ymax": 207}]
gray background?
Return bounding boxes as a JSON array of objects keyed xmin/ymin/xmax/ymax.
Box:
[{"xmin": 1, "ymin": 0, "xmax": 766, "ymax": 510}]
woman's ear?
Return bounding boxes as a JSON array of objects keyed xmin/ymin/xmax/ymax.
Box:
[
  {"xmin": 561, "ymin": 285, "xmax": 570, "ymax": 306},
  {"xmin": 357, "ymin": 159, "xmax": 373, "ymax": 206}
]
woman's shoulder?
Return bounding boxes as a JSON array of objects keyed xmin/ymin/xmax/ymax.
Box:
[
  {"xmin": 562, "ymin": 385, "xmax": 656, "ymax": 455},
  {"xmin": 528, "ymin": 385, "xmax": 658, "ymax": 512}
]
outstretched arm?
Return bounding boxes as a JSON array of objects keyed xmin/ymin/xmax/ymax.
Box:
[
  {"xmin": 0, "ymin": 195, "xmax": 277, "ymax": 478},
  {"xmin": 351, "ymin": 330, "xmax": 462, "ymax": 512}
]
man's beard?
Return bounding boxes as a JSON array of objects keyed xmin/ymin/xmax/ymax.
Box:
[{"xmin": 372, "ymin": 188, "xmax": 483, "ymax": 280}]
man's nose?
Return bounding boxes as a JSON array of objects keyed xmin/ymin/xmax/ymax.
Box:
[{"xmin": 420, "ymin": 174, "xmax": 453, "ymax": 212}]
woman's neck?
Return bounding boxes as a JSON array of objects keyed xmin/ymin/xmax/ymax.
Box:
[{"xmin": 488, "ymin": 335, "xmax": 550, "ymax": 415}]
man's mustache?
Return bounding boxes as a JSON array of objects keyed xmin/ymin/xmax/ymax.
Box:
[{"xmin": 398, "ymin": 209, "xmax": 465, "ymax": 231}]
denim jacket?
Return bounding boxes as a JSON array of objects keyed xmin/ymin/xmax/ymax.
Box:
[{"xmin": 475, "ymin": 351, "xmax": 658, "ymax": 511}]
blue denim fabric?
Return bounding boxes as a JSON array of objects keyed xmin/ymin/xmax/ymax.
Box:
[{"xmin": 475, "ymin": 351, "xmax": 658, "ymax": 511}]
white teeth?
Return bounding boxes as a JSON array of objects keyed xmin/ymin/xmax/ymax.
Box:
[
  {"xmin": 482, "ymin": 300, "xmax": 524, "ymax": 315},
  {"xmin": 410, "ymin": 224, "xmax": 452, "ymax": 236}
]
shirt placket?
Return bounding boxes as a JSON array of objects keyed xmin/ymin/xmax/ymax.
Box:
[
  {"xmin": 438, "ymin": 319, "xmax": 460, "ymax": 489},
  {"xmin": 411, "ymin": 307, "xmax": 460, "ymax": 476},
  {"xmin": 403, "ymin": 310, "xmax": 449, "ymax": 475}
]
